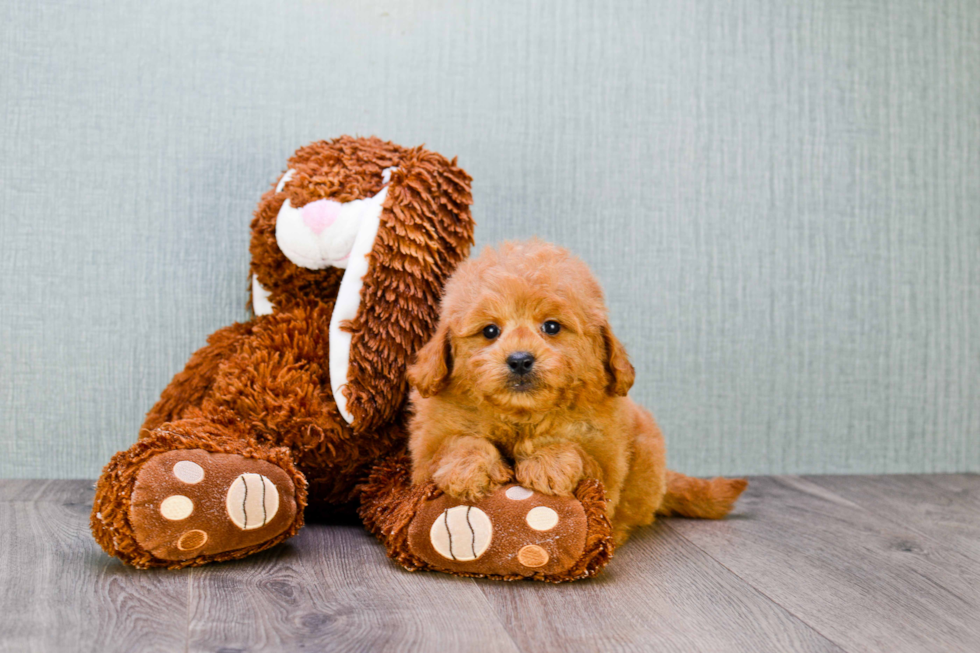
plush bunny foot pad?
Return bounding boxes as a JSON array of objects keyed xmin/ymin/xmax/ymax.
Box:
[
  {"xmin": 412, "ymin": 484, "xmax": 592, "ymax": 575},
  {"xmin": 359, "ymin": 456, "xmax": 614, "ymax": 582},
  {"xmin": 128, "ymin": 450, "xmax": 298, "ymax": 561}
]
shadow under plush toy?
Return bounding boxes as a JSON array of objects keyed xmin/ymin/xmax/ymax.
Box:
[{"xmin": 91, "ymin": 136, "xmax": 614, "ymax": 581}]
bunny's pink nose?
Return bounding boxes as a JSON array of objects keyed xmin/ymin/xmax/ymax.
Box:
[{"xmin": 301, "ymin": 199, "xmax": 342, "ymax": 235}]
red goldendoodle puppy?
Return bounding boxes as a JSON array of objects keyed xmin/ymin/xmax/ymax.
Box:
[{"xmin": 407, "ymin": 240, "xmax": 747, "ymax": 544}]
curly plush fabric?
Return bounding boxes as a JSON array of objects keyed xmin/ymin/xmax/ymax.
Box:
[
  {"xmin": 91, "ymin": 415, "xmax": 309, "ymax": 569},
  {"xmin": 358, "ymin": 455, "xmax": 614, "ymax": 583},
  {"xmin": 91, "ymin": 137, "xmax": 474, "ymax": 567}
]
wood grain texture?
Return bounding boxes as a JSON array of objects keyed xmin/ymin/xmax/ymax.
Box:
[
  {"xmin": 187, "ymin": 525, "xmax": 519, "ymax": 653},
  {"xmin": 668, "ymin": 475, "xmax": 980, "ymax": 653},
  {"xmin": 804, "ymin": 474, "xmax": 980, "ymax": 565},
  {"xmin": 477, "ymin": 522, "xmax": 844, "ymax": 653},
  {"xmin": 4, "ymin": 477, "xmax": 979, "ymax": 652},
  {"xmin": 0, "ymin": 481, "xmax": 188, "ymax": 653},
  {"xmin": 2, "ymin": 0, "xmax": 979, "ymax": 480}
]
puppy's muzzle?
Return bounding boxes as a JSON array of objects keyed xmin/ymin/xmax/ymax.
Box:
[{"xmin": 506, "ymin": 351, "xmax": 535, "ymax": 376}]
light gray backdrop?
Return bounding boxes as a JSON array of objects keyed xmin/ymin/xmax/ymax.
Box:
[{"xmin": 1, "ymin": 0, "xmax": 977, "ymax": 478}]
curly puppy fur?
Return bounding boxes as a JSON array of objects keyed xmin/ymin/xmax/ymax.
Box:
[{"xmin": 407, "ymin": 240, "xmax": 747, "ymax": 544}]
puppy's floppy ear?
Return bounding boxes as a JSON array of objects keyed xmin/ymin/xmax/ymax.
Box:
[
  {"xmin": 408, "ymin": 322, "xmax": 453, "ymax": 397},
  {"xmin": 601, "ymin": 323, "xmax": 635, "ymax": 396}
]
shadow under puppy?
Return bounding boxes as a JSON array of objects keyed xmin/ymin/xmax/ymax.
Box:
[{"xmin": 408, "ymin": 240, "xmax": 747, "ymax": 545}]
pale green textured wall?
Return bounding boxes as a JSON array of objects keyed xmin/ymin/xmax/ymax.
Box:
[{"xmin": 1, "ymin": 0, "xmax": 977, "ymax": 478}]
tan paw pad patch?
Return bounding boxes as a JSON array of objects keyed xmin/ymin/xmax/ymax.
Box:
[
  {"xmin": 430, "ymin": 506, "xmax": 493, "ymax": 561},
  {"xmin": 226, "ymin": 473, "xmax": 280, "ymax": 531},
  {"xmin": 173, "ymin": 460, "xmax": 204, "ymax": 484},
  {"xmin": 525, "ymin": 506, "xmax": 559, "ymax": 531},
  {"xmin": 177, "ymin": 529, "xmax": 208, "ymax": 551},
  {"xmin": 505, "ymin": 486, "xmax": 534, "ymax": 500},
  {"xmin": 160, "ymin": 495, "xmax": 193, "ymax": 520},
  {"xmin": 409, "ymin": 483, "xmax": 589, "ymax": 578},
  {"xmin": 129, "ymin": 449, "xmax": 298, "ymax": 562},
  {"xmin": 517, "ymin": 544, "xmax": 550, "ymax": 567}
]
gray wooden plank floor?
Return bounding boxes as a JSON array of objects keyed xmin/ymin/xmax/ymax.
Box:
[{"xmin": 1, "ymin": 475, "xmax": 977, "ymax": 653}]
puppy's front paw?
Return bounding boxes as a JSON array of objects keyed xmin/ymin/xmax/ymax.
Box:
[
  {"xmin": 516, "ymin": 451, "xmax": 584, "ymax": 497},
  {"xmin": 433, "ymin": 448, "xmax": 512, "ymax": 502}
]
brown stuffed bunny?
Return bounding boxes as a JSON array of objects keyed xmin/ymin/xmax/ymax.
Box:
[{"xmin": 91, "ymin": 136, "xmax": 476, "ymax": 568}]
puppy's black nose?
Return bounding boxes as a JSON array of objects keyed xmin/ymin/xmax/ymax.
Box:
[{"xmin": 506, "ymin": 351, "xmax": 535, "ymax": 375}]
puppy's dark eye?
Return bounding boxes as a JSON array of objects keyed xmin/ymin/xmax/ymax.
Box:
[
  {"xmin": 542, "ymin": 320, "xmax": 561, "ymax": 335},
  {"xmin": 482, "ymin": 324, "xmax": 501, "ymax": 339}
]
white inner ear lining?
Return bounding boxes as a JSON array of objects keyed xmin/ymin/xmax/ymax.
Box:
[
  {"xmin": 262, "ymin": 166, "xmax": 397, "ymax": 425},
  {"xmin": 328, "ymin": 175, "xmax": 394, "ymax": 424},
  {"xmin": 276, "ymin": 169, "xmax": 295, "ymax": 193},
  {"xmin": 252, "ymin": 274, "xmax": 274, "ymax": 316}
]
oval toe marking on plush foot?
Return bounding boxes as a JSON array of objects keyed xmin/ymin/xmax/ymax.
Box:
[
  {"xmin": 430, "ymin": 506, "xmax": 493, "ymax": 561},
  {"xmin": 160, "ymin": 495, "xmax": 194, "ymax": 520},
  {"xmin": 518, "ymin": 544, "xmax": 550, "ymax": 568},
  {"xmin": 177, "ymin": 529, "xmax": 208, "ymax": 551},
  {"xmin": 526, "ymin": 506, "xmax": 559, "ymax": 531},
  {"xmin": 505, "ymin": 486, "xmax": 534, "ymax": 501},
  {"xmin": 173, "ymin": 460, "xmax": 204, "ymax": 484},
  {"xmin": 226, "ymin": 473, "xmax": 280, "ymax": 530}
]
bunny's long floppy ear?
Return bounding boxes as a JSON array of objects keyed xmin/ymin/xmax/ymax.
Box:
[{"xmin": 339, "ymin": 147, "xmax": 473, "ymax": 434}]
